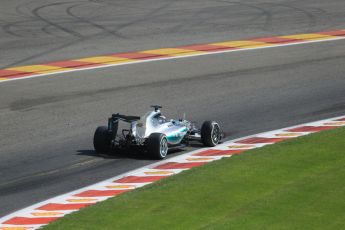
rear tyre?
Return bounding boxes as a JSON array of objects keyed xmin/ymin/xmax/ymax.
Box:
[
  {"xmin": 201, "ymin": 121, "xmax": 221, "ymax": 147},
  {"xmin": 94, "ymin": 126, "xmax": 111, "ymax": 153},
  {"xmin": 147, "ymin": 133, "xmax": 168, "ymax": 159}
]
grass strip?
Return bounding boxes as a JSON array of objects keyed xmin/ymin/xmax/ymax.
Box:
[{"xmin": 45, "ymin": 127, "xmax": 345, "ymax": 229}]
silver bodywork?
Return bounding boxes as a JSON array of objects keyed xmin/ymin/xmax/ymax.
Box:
[{"xmin": 131, "ymin": 109, "xmax": 196, "ymax": 145}]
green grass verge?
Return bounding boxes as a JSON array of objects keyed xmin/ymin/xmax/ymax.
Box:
[{"xmin": 45, "ymin": 127, "xmax": 345, "ymax": 230}]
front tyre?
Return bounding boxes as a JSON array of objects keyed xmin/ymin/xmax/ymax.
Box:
[
  {"xmin": 147, "ymin": 133, "xmax": 168, "ymax": 159},
  {"xmin": 201, "ymin": 121, "xmax": 221, "ymax": 147},
  {"xmin": 94, "ymin": 126, "xmax": 111, "ymax": 153}
]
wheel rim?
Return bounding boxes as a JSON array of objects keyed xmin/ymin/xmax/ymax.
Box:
[
  {"xmin": 211, "ymin": 124, "xmax": 220, "ymax": 144},
  {"xmin": 160, "ymin": 137, "xmax": 168, "ymax": 157}
]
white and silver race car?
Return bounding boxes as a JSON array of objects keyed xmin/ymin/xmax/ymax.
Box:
[{"xmin": 93, "ymin": 105, "xmax": 223, "ymax": 159}]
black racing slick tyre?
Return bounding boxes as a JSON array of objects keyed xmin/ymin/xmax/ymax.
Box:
[
  {"xmin": 147, "ymin": 133, "xmax": 168, "ymax": 159},
  {"xmin": 93, "ymin": 126, "xmax": 111, "ymax": 153},
  {"xmin": 201, "ymin": 121, "xmax": 221, "ymax": 147}
]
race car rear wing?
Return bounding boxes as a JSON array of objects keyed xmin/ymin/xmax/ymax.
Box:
[
  {"xmin": 108, "ymin": 113, "xmax": 140, "ymax": 139},
  {"xmin": 110, "ymin": 113, "xmax": 140, "ymax": 122}
]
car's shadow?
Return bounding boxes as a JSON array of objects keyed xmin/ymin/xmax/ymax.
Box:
[
  {"xmin": 76, "ymin": 142, "xmax": 205, "ymax": 161},
  {"xmin": 76, "ymin": 148, "xmax": 185, "ymax": 161}
]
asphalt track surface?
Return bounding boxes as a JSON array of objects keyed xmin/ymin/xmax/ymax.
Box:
[
  {"xmin": 1, "ymin": 0, "xmax": 345, "ymax": 217},
  {"xmin": 2, "ymin": 0, "xmax": 345, "ymax": 68}
]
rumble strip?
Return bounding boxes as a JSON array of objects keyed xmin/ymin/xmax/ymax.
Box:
[{"xmin": 1, "ymin": 29, "xmax": 345, "ymax": 83}]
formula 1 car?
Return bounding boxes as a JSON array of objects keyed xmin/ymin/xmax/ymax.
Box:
[{"xmin": 93, "ymin": 105, "xmax": 223, "ymax": 159}]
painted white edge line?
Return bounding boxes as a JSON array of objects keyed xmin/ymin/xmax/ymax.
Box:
[
  {"xmin": 1, "ymin": 36, "xmax": 345, "ymax": 84},
  {"xmin": 1, "ymin": 114, "xmax": 345, "ymax": 229}
]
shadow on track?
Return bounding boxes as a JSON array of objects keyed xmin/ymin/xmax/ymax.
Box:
[{"xmin": 76, "ymin": 141, "xmax": 205, "ymax": 161}]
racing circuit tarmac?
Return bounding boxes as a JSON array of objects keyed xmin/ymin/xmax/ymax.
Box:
[{"xmin": 1, "ymin": 0, "xmax": 345, "ymax": 217}]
